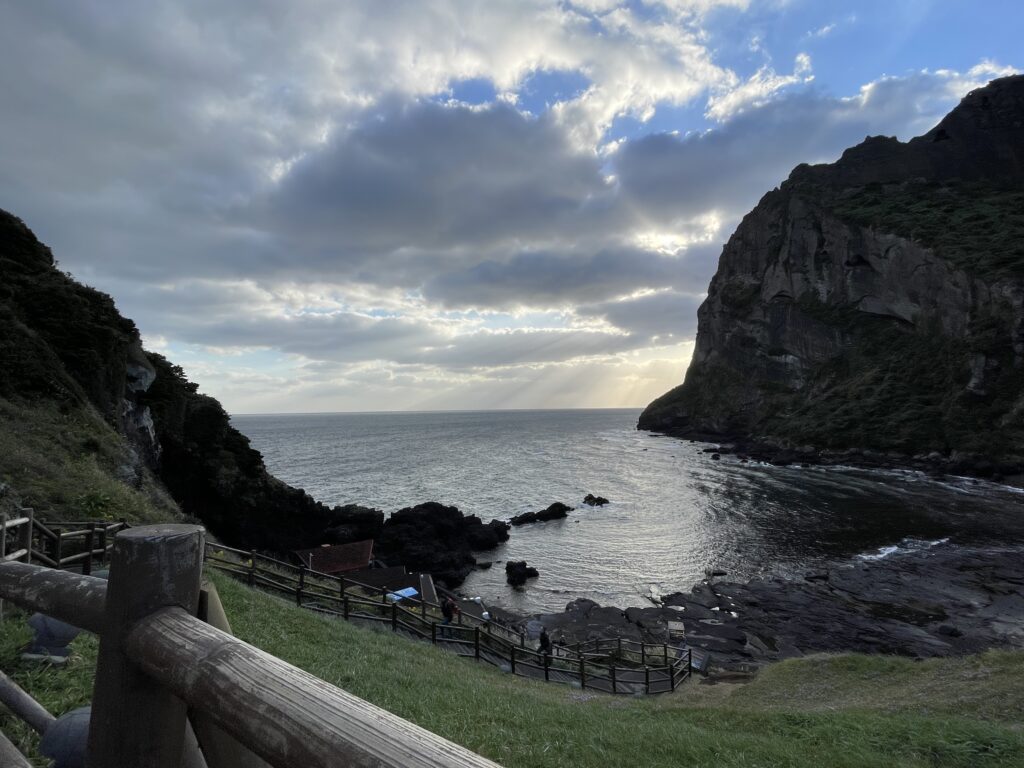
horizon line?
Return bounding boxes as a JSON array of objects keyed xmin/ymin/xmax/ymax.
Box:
[{"xmin": 230, "ymin": 405, "xmax": 646, "ymax": 418}]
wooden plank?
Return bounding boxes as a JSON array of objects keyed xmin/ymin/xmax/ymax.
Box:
[
  {"xmin": 0, "ymin": 728, "xmax": 32, "ymax": 768},
  {"xmin": 0, "ymin": 670, "xmax": 55, "ymax": 735},
  {"xmin": 88, "ymin": 524, "xmax": 205, "ymax": 768},
  {"xmin": 125, "ymin": 607, "xmax": 504, "ymax": 768},
  {"xmin": 2, "ymin": 548, "xmax": 28, "ymax": 562},
  {"xmin": 0, "ymin": 561, "xmax": 107, "ymax": 632},
  {"xmin": 59, "ymin": 529, "xmax": 92, "ymax": 540},
  {"xmin": 1, "ymin": 516, "xmax": 29, "ymax": 530}
]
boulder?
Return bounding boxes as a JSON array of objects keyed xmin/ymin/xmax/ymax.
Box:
[
  {"xmin": 375, "ymin": 502, "xmax": 509, "ymax": 588},
  {"xmin": 505, "ymin": 560, "xmax": 539, "ymax": 586},
  {"xmin": 509, "ymin": 502, "xmax": 572, "ymax": 526},
  {"xmin": 583, "ymin": 494, "xmax": 609, "ymax": 506}
]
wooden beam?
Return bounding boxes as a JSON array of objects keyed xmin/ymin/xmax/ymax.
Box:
[
  {"xmin": 87, "ymin": 524, "xmax": 205, "ymax": 768},
  {"xmin": 0, "ymin": 728, "xmax": 31, "ymax": 768},
  {"xmin": 125, "ymin": 607, "xmax": 504, "ymax": 768},
  {"xmin": 0, "ymin": 670, "xmax": 55, "ymax": 735},
  {"xmin": 0, "ymin": 561, "xmax": 107, "ymax": 632}
]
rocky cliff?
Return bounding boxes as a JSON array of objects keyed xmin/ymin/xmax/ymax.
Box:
[
  {"xmin": 0, "ymin": 209, "xmax": 371, "ymax": 551},
  {"xmin": 640, "ymin": 75, "xmax": 1024, "ymax": 474}
]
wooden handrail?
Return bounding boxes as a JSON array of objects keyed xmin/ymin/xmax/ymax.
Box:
[
  {"xmin": 0, "ymin": 561, "xmax": 107, "ymax": 632},
  {"xmin": 126, "ymin": 608, "xmax": 501, "ymax": 768}
]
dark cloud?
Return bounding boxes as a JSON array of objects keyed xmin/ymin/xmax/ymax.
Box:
[
  {"xmin": 421, "ymin": 246, "xmax": 702, "ymax": 309},
  {"xmin": 614, "ymin": 72, "xmax": 974, "ymax": 222},
  {"xmin": 577, "ymin": 290, "xmax": 703, "ymax": 338}
]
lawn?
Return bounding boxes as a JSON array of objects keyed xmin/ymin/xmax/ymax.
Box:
[{"xmin": 1, "ymin": 570, "xmax": 1022, "ymax": 767}]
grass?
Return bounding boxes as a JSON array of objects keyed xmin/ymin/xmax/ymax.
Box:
[
  {"xmin": 0, "ymin": 609, "xmax": 98, "ymax": 765},
  {"xmin": 0, "ymin": 397, "xmax": 180, "ymax": 523},
  {"xmin": 827, "ymin": 180, "xmax": 1024, "ymax": 281},
  {"xmin": 2, "ymin": 572, "xmax": 1023, "ymax": 767}
]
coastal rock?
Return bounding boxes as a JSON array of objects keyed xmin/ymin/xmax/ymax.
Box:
[
  {"xmin": 583, "ymin": 494, "xmax": 609, "ymax": 506},
  {"xmin": 376, "ymin": 502, "xmax": 509, "ymax": 588},
  {"xmin": 505, "ymin": 561, "xmax": 539, "ymax": 587},
  {"xmin": 509, "ymin": 502, "xmax": 572, "ymax": 526},
  {"xmin": 639, "ymin": 75, "xmax": 1024, "ymax": 473},
  {"xmin": 324, "ymin": 504, "xmax": 385, "ymax": 544}
]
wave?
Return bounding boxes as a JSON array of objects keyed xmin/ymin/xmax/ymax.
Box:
[{"xmin": 857, "ymin": 537, "xmax": 951, "ymax": 561}]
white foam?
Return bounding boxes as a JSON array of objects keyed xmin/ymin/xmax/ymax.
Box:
[{"xmin": 857, "ymin": 537, "xmax": 950, "ymax": 561}]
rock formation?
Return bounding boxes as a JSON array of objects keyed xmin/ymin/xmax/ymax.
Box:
[
  {"xmin": 0, "ymin": 209, "xmax": 382, "ymax": 551},
  {"xmin": 509, "ymin": 502, "xmax": 572, "ymax": 526},
  {"xmin": 375, "ymin": 502, "xmax": 510, "ymax": 587},
  {"xmin": 640, "ymin": 75, "xmax": 1024, "ymax": 473}
]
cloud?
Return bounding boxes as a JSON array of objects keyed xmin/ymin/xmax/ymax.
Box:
[
  {"xmin": 577, "ymin": 290, "xmax": 704, "ymax": 339},
  {"xmin": 0, "ymin": 0, "xmax": 1017, "ymax": 411},
  {"xmin": 705, "ymin": 53, "xmax": 814, "ymax": 121}
]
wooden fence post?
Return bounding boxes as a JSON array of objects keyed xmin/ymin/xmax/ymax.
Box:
[
  {"xmin": 645, "ymin": 666, "xmax": 650, "ymax": 694},
  {"xmin": 579, "ymin": 659, "xmax": 586, "ymax": 690},
  {"xmin": 248, "ymin": 551, "xmax": 257, "ymax": 587},
  {"xmin": 22, "ymin": 509, "xmax": 33, "ymax": 564},
  {"xmin": 640, "ymin": 643, "xmax": 646, "ymax": 665},
  {"xmin": 83, "ymin": 524, "xmax": 95, "ymax": 575},
  {"xmin": 343, "ymin": 595, "xmax": 349, "ymax": 620},
  {"xmin": 543, "ymin": 653, "xmax": 550, "ymax": 681},
  {"xmin": 52, "ymin": 527, "xmax": 62, "ymax": 567},
  {"xmin": 431, "ymin": 623, "xmax": 437, "ymax": 645},
  {"xmin": 611, "ymin": 665, "xmax": 616, "ymax": 694},
  {"xmin": 87, "ymin": 524, "xmax": 205, "ymax": 767},
  {"xmin": 663, "ymin": 643, "xmax": 668, "ymax": 666},
  {"xmin": 339, "ymin": 575, "xmax": 346, "ymax": 601},
  {"xmin": 474, "ymin": 627, "xmax": 480, "ymax": 660},
  {"xmin": 97, "ymin": 523, "xmax": 107, "ymax": 564},
  {"xmin": 669, "ymin": 664, "xmax": 676, "ymax": 692},
  {"xmin": 391, "ymin": 602, "xmax": 398, "ymax": 631},
  {"xmin": 510, "ymin": 647, "xmax": 516, "ymax": 675},
  {"xmin": 297, "ymin": 565, "xmax": 306, "ymax": 606}
]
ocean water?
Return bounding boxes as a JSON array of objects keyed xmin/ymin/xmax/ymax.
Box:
[{"xmin": 232, "ymin": 409, "xmax": 1024, "ymax": 615}]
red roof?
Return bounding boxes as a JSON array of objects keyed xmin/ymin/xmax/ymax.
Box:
[{"xmin": 293, "ymin": 540, "xmax": 374, "ymax": 574}]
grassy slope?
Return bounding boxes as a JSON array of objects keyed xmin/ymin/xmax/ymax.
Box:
[
  {"xmin": 0, "ymin": 398, "xmax": 180, "ymax": 523},
  {"xmin": 4, "ymin": 572, "xmax": 1022, "ymax": 768}
]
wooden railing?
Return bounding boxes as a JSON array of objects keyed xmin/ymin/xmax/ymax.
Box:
[
  {"xmin": 205, "ymin": 543, "xmax": 694, "ymax": 695},
  {"xmin": 0, "ymin": 509, "xmax": 128, "ymax": 573},
  {"xmin": 0, "ymin": 525, "xmax": 502, "ymax": 768}
]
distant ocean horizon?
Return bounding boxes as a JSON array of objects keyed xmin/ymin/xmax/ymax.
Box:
[{"xmin": 232, "ymin": 409, "xmax": 1024, "ymax": 615}]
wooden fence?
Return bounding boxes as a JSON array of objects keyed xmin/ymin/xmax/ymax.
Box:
[
  {"xmin": 0, "ymin": 509, "xmax": 128, "ymax": 573},
  {"xmin": 0, "ymin": 524, "xmax": 503, "ymax": 768},
  {"xmin": 205, "ymin": 543, "xmax": 694, "ymax": 695}
]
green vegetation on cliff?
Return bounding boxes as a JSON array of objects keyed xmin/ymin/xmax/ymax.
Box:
[
  {"xmin": 829, "ymin": 181, "xmax": 1024, "ymax": 280},
  {"xmin": 3, "ymin": 573, "xmax": 1024, "ymax": 767}
]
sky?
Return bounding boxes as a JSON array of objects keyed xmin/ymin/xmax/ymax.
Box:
[{"xmin": 0, "ymin": 1, "xmax": 1019, "ymax": 414}]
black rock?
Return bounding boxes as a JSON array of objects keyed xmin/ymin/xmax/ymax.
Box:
[
  {"xmin": 583, "ymin": 494, "xmax": 609, "ymax": 506},
  {"xmin": 506, "ymin": 560, "xmax": 540, "ymax": 586},
  {"xmin": 510, "ymin": 502, "xmax": 572, "ymax": 526},
  {"xmin": 375, "ymin": 502, "xmax": 509, "ymax": 588}
]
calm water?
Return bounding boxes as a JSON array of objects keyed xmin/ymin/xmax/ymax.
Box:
[{"xmin": 232, "ymin": 409, "xmax": 1024, "ymax": 615}]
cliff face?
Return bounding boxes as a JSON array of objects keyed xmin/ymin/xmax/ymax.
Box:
[
  {"xmin": 640, "ymin": 75, "xmax": 1024, "ymax": 469},
  {"xmin": 0, "ymin": 210, "xmax": 362, "ymax": 550}
]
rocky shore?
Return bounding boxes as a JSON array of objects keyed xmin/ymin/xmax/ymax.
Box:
[
  {"xmin": 522, "ymin": 543, "xmax": 1024, "ymax": 675},
  {"xmin": 657, "ymin": 432, "xmax": 1024, "ymax": 487}
]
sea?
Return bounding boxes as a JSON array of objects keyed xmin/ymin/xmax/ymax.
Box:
[{"xmin": 231, "ymin": 408, "xmax": 1024, "ymax": 616}]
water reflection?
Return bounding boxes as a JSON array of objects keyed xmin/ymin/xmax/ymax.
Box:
[{"xmin": 233, "ymin": 409, "xmax": 1024, "ymax": 614}]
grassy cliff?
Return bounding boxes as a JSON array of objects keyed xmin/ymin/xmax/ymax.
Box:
[{"xmin": 0, "ymin": 208, "xmax": 357, "ymax": 549}]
